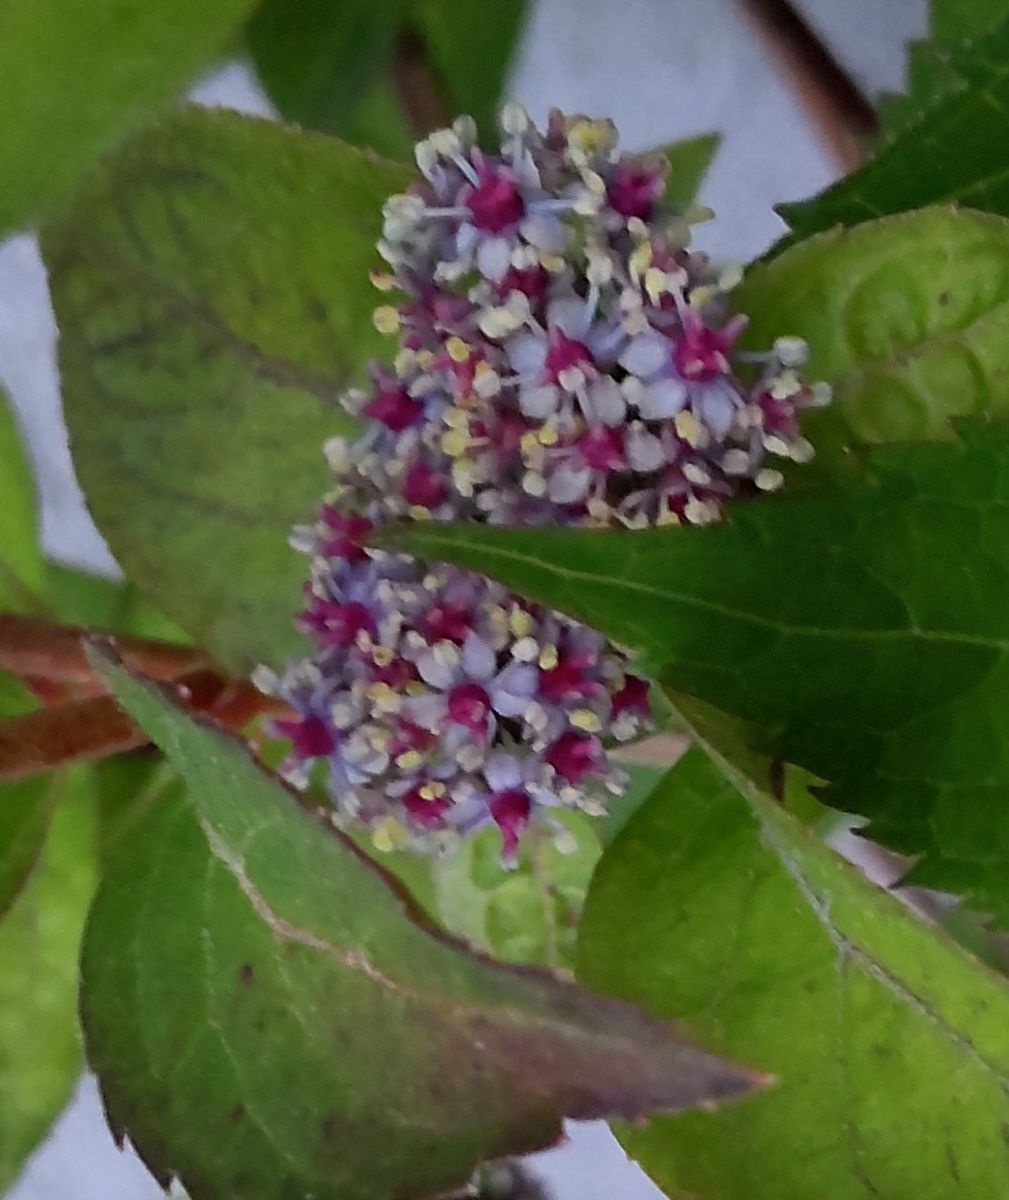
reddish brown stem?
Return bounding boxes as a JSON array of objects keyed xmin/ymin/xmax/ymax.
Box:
[
  {"xmin": 0, "ymin": 670, "xmax": 224, "ymax": 783},
  {"xmin": 735, "ymin": 0, "xmax": 878, "ymax": 173},
  {"xmin": 0, "ymin": 613, "xmax": 206, "ymax": 696}
]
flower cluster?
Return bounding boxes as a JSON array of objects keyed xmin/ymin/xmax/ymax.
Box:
[{"xmin": 256, "ymin": 107, "xmax": 829, "ymax": 859}]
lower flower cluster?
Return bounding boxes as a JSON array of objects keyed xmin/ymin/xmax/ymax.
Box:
[
  {"xmin": 256, "ymin": 491, "xmax": 650, "ymax": 859},
  {"xmin": 255, "ymin": 106, "xmax": 828, "ymax": 857}
]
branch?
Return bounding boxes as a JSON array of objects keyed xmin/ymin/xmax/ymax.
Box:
[{"xmin": 735, "ymin": 0, "xmax": 878, "ymax": 173}]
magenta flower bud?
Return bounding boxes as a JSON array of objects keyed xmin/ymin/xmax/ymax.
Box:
[
  {"xmin": 607, "ymin": 160, "xmax": 665, "ymax": 220},
  {"xmin": 464, "ymin": 159, "xmax": 527, "ymax": 232},
  {"xmin": 489, "ymin": 789, "xmax": 532, "ymax": 860}
]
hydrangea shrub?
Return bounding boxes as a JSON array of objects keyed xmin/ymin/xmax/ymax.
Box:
[{"xmin": 7, "ymin": 4, "xmax": 1009, "ymax": 1199}]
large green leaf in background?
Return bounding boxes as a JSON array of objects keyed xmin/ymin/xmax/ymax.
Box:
[
  {"xmin": 43, "ymin": 108, "xmax": 410, "ymax": 675},
  {"xmin": 0, "ymin": 0, "xmax": 257, "ymax": 235},
  {"xmin": 382, "ymin": 422, "xmax": 1009, "ymax": 928},
  {"xmin": 579, "ymin": 748, "xmax": 1009, "ymax": 1200},
  {"xmin": 82, "ymin": 653, "xmax": 761, "ymax": 1200},
  {"xmin": 410, "ymin": 0, "xmax": 527, "ymax": 140},
  {"xmin": 0, "ymin": 775, "xmax": 98, "ymax": 1191},
  {"xmin": 247, "ymin": 0, "xmax": 405, "ymax": 140},
  {"xmin": 736, "ymin": 207, "xmax": 1009, "ymax": 478},
  {"xmin": 876, "ymin": 0, "xmax": 1009, "ymax": 137},
  {"xmin": 776, "ymin": 18, "xmax": 1009, "ymax": 247}
]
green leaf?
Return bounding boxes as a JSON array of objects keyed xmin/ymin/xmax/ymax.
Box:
[
  {"xmin": 0, "ymin": 0, "xmax": 257, "ymax": 235},
  {"xmin": 877, "ymin": 0, "xmax": 1009, "ymax": 136},
  {"xmin": 247, "ymin": 0, "xmax": 404, "ymax": 138},
  {"xmin": 776, "ymin": 18, "xmax": 1009, "ymax": 247},
  {"xmin": 337, "ymin": 78, "xmax": 416, "ymax": 161},
  {"xmin": 736, "ymin": 207, "xmax": 1009, "ymax": 480},
  {"xmin": 426, "ymin": 811, "xmax": 601, "ymax": 970},
  {"xmin": 0, "ymin": 674, "xmax": 62, "ymax": 916},
  {"xmin": 379, "ymin": 422, "xmax": 1009, "ymax": 926},
  {"xmin": 0, "ymin": 388, "xmax": 43, "ymax": 615},
  {"xmin": 42, "ymin": 561, "xmax": 190, "ymax": 644},
  {"xmin": 411, "ymin": 0, "xmax": 527, "ymax": 139},
  {"xmin": 81, "ymin": 651, "xmax": 764, "ymax": 1200},
  {"xmin": 0, "ymin": 772, "xmax": 99, "ymax": 1190},
  {"xmin": 578, "ymin": 747, "xmax": 1009, "ymax": 1200},
  {"xmin": 0, "ymin": 388, "xmax": 53, "ymax": 915},
  {"xmin": 657, "ymin": 133, "xmax": 721, "ymax": 210},
  {"xmin": 42, "ymin": 108, "xmax": 410, "ymax": 674}
]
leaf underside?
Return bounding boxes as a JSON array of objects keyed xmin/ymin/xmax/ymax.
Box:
[{"xmin": 81, "ymin": 651, "xmax": 763, "ymax": 1200}]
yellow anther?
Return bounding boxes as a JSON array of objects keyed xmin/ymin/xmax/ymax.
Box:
[
  {"xmin": 441, "ymin": 428, "xmax": 471, "ymax": 457},
  {"xmin": 367, "ymin": 682, "xmax": 399, "ymax": 708},
  {"xmin": 372, "ymin": 646, "xmax": 394, "ymax": 668},
  {"xmin": 538, "ymin": 423, "xmax": 559, "ymax": 446},
  {"xmin": 539, "ymin": 252, "xmax": 565, "ymax": 273},
  {"xmin": 644, "ymin": 266, "xmax": 668, "ymax": 301},
  {"xmin": 539, "ymin": 644, "xmax": 559, "ymax": 670},
  {"xmin": 419, "ymin": 782, "xmax": 447, "ymax": 801},
  {"xmin": 443, "ymin": 406, "xmax": 470, "ymax": 429},
  {"xmin": 567, "ymin": 117, "xmax": 615, "ymax": 155},
  {"xmin": 369, "ymin": 269, "xmax": 395, "ymax": 292},
  {"xmin": 394, "ymin": 348, "xmax": 417, "ymax": 374},
  {"xmin": 416, "ymin": 350, "xmax": 435, "ymax": 370},
  {"xmin": 372, "ymin": 818, "xmax": 410, "ymax": 854},
  {"xmin": 674, "ymin": 410, "xmax": 709, "ymax": 449},
  {"xmin": 571, "ymin": 709, "xmax": 603, "ymax": 733},
  {"xmin": 656, "ymin": 507, "xmax": 681, "ymax": 527},
  {"xmin": 372, "ymin": 305, "xmax": 400, "ymax": 334},
  {"xmin": 446, "ymin": 336, "xmax": 471, "ymax": 363},
  {"xmin": 452, "ymin": 460, "xmax": 476, "ymax": 497},
  {"xmin": 510, "ymin": 607, "xmax": 535, "ymax": 638},
  {"xmin": 396, "ymin": 750, "xmax": 424, "ymax": 771},
  {"xmin": 408, "ymin": 505, "xmax": 433, "ymax": 521},
  {"xmin": 629, "ymin": 241, "xmax": 652, "ymax": 281},
  {"xmin": 520, "ymin": 431, "xmax": 540, "ymax": 458}
]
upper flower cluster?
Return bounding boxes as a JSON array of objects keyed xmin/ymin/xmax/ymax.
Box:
[{"xmin": 257, "ymin": 107, "xmax": 829, "ymax": 858}]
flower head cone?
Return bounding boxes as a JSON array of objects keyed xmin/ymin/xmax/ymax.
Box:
[{"xmin": 258, "ymin": 107, "xmax": 830, "ymax": 861}]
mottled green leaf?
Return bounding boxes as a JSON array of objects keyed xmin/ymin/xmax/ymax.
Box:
[
  {"xmin": 0, "ymin": 774, "xmax": 99, "ymax": 1190},
  {"xmin": 411, "ymin": 0, "xmax": 527, "ymax": 139},
  {"xmin": 877, "ymin": 0, "xmax": 1009, "ymax": 136},
  {"xmin": 776, "ymin": 18, "xmax": 1009, "ymax": 247},
  {"xmin": 579, "ymin": 747, "xmax": 1009, "ymax": 1200},
  {"xmin": 0, "ymin": 0, "xmax": 256, "ymax": 235},
  {"xmin": 81, "ymin": 652, "xmax": 763, "ymax": 1200},
  {"xmin": 381, "ymin": 422, "xmax": 1009, "ymax": 925},
  {"xmin": 737, "ymin": 207, "xmax": 1009, "ymax": 480},
  {"xmin": 247, "ymin": 0, "xmax": 404, "ymax": 138},
  {"xmin": 657, "ymin": 133, "xmax": 721, "ymax": 210},
  {"xmin": 43, "ymin": 108, "xmax": 410, "ymax": 673},
  {"xmin": 0, "ymin": 389, "xmax": 43, "ymax": 615},
  {"xmin": 0, "ymin": 389, "xmax": 51, "ymax": 913}
]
